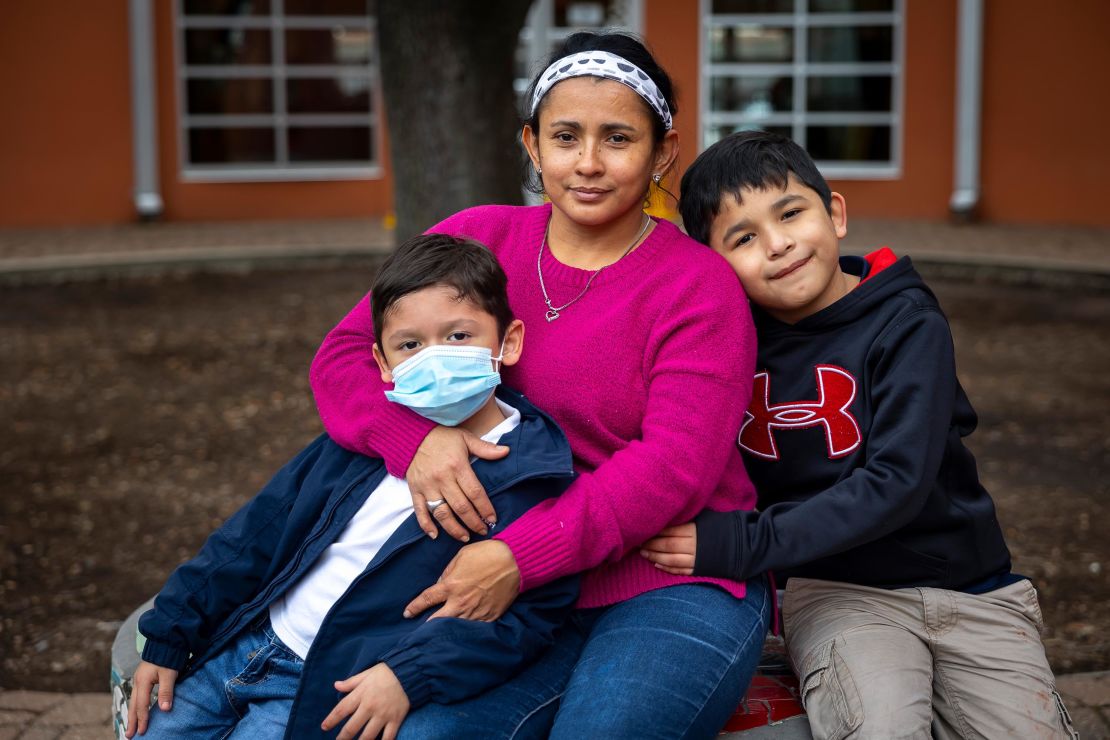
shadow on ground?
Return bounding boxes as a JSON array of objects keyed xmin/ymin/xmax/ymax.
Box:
[{"xmin": 1, "ymin": 265, "xmax": 1107, "ymax": 691}]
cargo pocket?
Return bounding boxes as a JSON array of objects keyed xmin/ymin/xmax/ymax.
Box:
[
  {"xmin": 798, "ymin": 637, "xmax": 864, "ymax": 740},
  {"xmin": 1018, "ymin": 579, "xmax": 1046, "ymax": 632}
]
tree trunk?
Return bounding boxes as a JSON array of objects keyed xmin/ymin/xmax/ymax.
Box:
[{"xmin": 377, "ymin": 0, "xmax": 534, "ymax": 241}]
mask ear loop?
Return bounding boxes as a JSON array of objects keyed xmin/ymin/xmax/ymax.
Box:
[{"xmin": 491, "ymin": 336, "xmax": 508, "ymax": 372}]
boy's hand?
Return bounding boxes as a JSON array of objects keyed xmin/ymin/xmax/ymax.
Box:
[
  {"xmin": 125, "ymin": 660, "xmax": 178, "ymax": 738},
  {"xmin": 640, "ymin": 523, "xmax": 698, "ymax": 576},
  {"xmin": 408, "ymin": 426, "xmax": 507, "ymax": 542},
  {"xmin": 322, "ymin": 663, "xmax": 410, "ymax": 740}
]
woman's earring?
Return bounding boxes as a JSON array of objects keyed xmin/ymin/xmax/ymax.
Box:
[{"xmin": 652, "ymin": 173, "xmax": 662, "ymax": 185}]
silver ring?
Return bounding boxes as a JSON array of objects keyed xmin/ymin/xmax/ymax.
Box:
[{"xmin": 425, "ymin": 499, "xmax": 446, "ymax": 512}]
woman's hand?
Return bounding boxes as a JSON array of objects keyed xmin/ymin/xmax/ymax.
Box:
[
  {"xmin": 408, "ymin": 426, "xmax": 509, "ymax": 541},
  {"xmin": 403, "ymin": 540, "xmax": 521, "ymax": 621},
  {"xmin": 640, "ymin": 523, "xmax": 697, "ymax": 576}
]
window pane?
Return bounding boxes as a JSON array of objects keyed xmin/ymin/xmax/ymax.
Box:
[
  {"xmin": 183, "ymin": 0, "xmax": 271, "ymax": 15},
  {"xmin": 810, "ymin": 0, "xmax": 893, "ymax": 12},
  {"xmin": 289, "ymin": 126, "xmax": 372, "ymax": 161},
  {"xmin": 187, "ymin": 78, "xmax": 274, "ymax": 114},
  {"xmin": 707, "ymin": 124, "xmax": 792, "ymax": 149},
  {"xmin": 284, "ymin": 0, "xmax": 369, "ymax": 16},
  {"xmin": 287, "ymin": 78, "xmax": 371, "ymax": 113},
  {"xmin": 285, "ymin": 27, "xmax": 373, "ymax": 65},
  {"xmin": 710, "ymin": 26, "xmax": 794, "ymax": 63},
  {"xmin": 189, "ymin": 127, "xmax": 275, "ymax": 163},
  {"xmin": 515, "ymin": 44, "xmax": 536, "ymax": 84},
  {"xmin": 554, "ymin": 0, "xmax": 606, "ymax": 27},
  {"xmin": 184, "ymin": 28, "xmax": 271, "ymax": 65},
  {"xmin": 808, "ymin": 26, "xmax": 893, "ymax": 63},
  {"xmin": 807, "ymin": 75, "xmax": 891, "ymax": 112},
  {"xmin": 711, "ymin": 76, "xmax": 793, "ymax": 113},
  {"xmin": 711, "ymin": 0, "xmax": 794, "ymax": 12},
  {"xmin": 806, "ymin": 125, "xmax": 891, "ymax": 161}
]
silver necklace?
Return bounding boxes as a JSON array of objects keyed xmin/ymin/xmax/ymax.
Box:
[{"xmin": 537, "ymin": 215, "xmax": 651, "ymax": 322}]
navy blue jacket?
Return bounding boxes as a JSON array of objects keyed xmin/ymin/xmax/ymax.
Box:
[
  {"xmin": 695, "ymin": 253, "xmax": 1012, "ymax": 591},
  {"xmin": 138, "ymin": 387, "xmax": 578, "ymax": 738}
]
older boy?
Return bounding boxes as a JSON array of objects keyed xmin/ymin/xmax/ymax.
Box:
[
  {"xmin": 127, "ymin": 234, "xmax": 577, "ymax": 740},
  {"xmin": 642, "ymin": 131, "xmax": 1076, "ymax": 738}
]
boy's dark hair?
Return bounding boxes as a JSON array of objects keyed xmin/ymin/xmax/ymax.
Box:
[
  {"xmin": 679, "ymin": 131, "xmax": 833, "ymax": 246},
  {"xmin": 522, "ymin": 31, "xmax": 677, "ymax": 195},
  {"xmin": 371, "ymin": 234, "xmax": 513, "ymax": 348}
]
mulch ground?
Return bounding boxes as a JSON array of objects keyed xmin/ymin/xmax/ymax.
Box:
[{"xmin": 1, "ymin": 265, "xmax": 1107, "ymax": 691}]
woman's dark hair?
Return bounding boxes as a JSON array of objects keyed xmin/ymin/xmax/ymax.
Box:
[
  {"xmin": 371, "ymin": 234, "xmax": 513, "ymax": 349},
  {"xmin": 522, "ymin": 31, "xmax": 678, "ymax": 195}
]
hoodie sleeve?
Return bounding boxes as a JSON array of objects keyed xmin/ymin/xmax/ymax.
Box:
[
  {"xmin": 137, "ymin": 436, "xmax": 331, "ymax": 671},
  {"xmin": 693, "ymin": 308, "xmax": 957, "ymax": 581}
]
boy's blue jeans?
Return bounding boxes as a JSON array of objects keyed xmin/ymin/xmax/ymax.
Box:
[
  {"xmin": 142, "ymin": 618, "xmax": 303, "ymax": 739},
  {"xmin": 398, "ymin": 578, "xmax": 770, "ymax": 740}
]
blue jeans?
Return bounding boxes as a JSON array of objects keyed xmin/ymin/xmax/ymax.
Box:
[
  {"xmin": 143, "ymin": 618, "xmax": 303, "ymax": 739},
  {"xmin": 399, "ymin": 578, "xmax": 770, "ymax": 740}
]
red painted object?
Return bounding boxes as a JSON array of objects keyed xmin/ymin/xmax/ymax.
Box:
[{"xmin": 720, "ymin": 637, "xmax": 807, "ymax": 733}]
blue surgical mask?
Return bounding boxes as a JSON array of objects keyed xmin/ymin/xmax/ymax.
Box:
[{"xmin": 384, "ymin": 343, "xmax": 504, "ymax": 426}]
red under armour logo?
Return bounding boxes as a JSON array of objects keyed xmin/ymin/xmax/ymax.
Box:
[{"xmin": 739, "ymin": 365, "xmax": 862, "ymax": 460}]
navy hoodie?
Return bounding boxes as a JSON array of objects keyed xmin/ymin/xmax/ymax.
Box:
[
  {"xmin": 695, "ymin": 251, "xmax": 1012, "ymax": 591},
  {"xmin": 138, "ymin": 386, "xmax": 578, "ymax": 738}
]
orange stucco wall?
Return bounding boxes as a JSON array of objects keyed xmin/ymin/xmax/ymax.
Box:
[
  {"xmin": 151, "ymin": 1, "xmax": 393, "ymax": 222},
  {"xmin": 0, "ymin": 2, "xmax": 134, "ymax": 226},
  {"xmin": 978, "ymin": 0, "xmax": 1110, "ymax": 226}
]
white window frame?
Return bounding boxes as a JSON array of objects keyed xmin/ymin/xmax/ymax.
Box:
[
  {"xmin": 516, "ymin": 0, "xmax": 644, "ymax": 97},
  {"xmin": 174, "ymin": 0, "xmax": 383, "ymax": 182},
  {"xmin": 699, "ymin": 0, "xmax": 904, "ymax": 179}
]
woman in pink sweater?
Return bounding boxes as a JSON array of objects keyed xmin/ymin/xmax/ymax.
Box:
[{"xmin": 311, "ymin": 32, "xmax": 769, "ymax": 739}]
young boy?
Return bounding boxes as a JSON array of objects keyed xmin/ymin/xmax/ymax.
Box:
[
  {"xmin": 126, "ymin": 234, "xmax": 578, "ymax": 740},
  {"xmin": 642, "ymin": 131, "xmax": 1077, "ymax": 738}
]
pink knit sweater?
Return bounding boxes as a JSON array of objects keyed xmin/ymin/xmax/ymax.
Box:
[{"xmin": 310, "ymin": 204, "xmax": 758, "ymax": 607}]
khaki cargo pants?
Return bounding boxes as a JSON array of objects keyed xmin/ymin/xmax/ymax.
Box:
[{"xmin": 782, "ymin": 577, "xmax": 1078, "ymax": 739}]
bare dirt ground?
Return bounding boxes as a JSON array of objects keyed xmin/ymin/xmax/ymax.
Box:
[{"xmin": 1, "ymin": 266, "xmax": 1107, "ymax": 692}]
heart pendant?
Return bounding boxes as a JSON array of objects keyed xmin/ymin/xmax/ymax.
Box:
[{"xmin": 545, "ymin": 309, "xmax": 560, "ymax": 322}]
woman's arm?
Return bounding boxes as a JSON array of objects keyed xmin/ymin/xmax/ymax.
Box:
[
  {"xmin": 310, "ymin": 207, "xmax": 501, "ymax": 469},
  {"xmin": 309, "ymin": 290, "xmax": 436, "ymax": 473},
  {"xmin": 310, "ymin": 209, "xmax": 511, "ymax": 538}
]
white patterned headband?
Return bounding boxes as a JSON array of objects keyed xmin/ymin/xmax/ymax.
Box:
[{"xmin": 529, "ymin": 50, "xmax": 673, "ymax": 131}]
